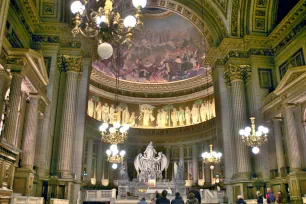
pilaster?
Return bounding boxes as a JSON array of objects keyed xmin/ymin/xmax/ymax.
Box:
[
  {"xmin": 86, "ymin": 139, "xmax": 93, "ymax": 181},
  {"xmin": 97, "ymin": 142, "xmax": 103, "ymax": 184}
]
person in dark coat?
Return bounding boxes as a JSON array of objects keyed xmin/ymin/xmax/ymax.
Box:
[
  {"xmin": 236, "ymin": 195, "xmax": 246, "ymax": 204},
  {"xmin": 156, "ymin": 190, "xmax": 170, "ymax": 204},
  {"xmin": 189, "ymin": 186, "xmax": 201, "ymax": 204},
  {"xmin": 277, "ymin": 191, "xmax": 284, "ymax": 204},
  {"xmin": 256, "ymin": 191, "xmax": 263, "ymax": 204},
  {"xmin": 171, "ymin": 192, "xmax": 184, "ymax": 204}
]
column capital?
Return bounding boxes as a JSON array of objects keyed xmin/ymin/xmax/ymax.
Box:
[
  {"xmin": 224, "ymin": 64, "xmax": 251, "ymax": 84},
  {"xmin": 284, "ymin": 103, "xmax": 296, "ymax": 110},
  {"xmin": 65, "ymin": 55, "xmax": 82, "ymax": 73}
]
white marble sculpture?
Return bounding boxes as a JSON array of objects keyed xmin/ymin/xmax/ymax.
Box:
[
  {"xmin": 185, "ymin": 106, "xmax": 191, "ymax": 125},
  {"xmin": 129, "ymin": 112, "xmax": 136, "ymax": 126},
  {"xmin": 95, "ymin": 102, "xmax": 102, "ymax": 121},
  {"xmin": 122, "ymin": 107, "xmax": 130, "ymax": 124},
  {"xmin": 160, "ymin": 109, "xmax": 168, "ymax": 127},
  {"xmin": 178, "ymin": 107, "xmax": 185, "ymax": 126},
  {"xmin": 109, "ymin": 104, "xmax": 115, "ymax": 123},
  {"xmin": 171, "ymin": 108, "xmax": 178, "ymax": 127},
  {"xmin": 200, "ymin": 103, "xmax": 206, "ymax": 122},
  {"xmin": 87, "ymin": 98, "xmax": 95, "ymax": 117},
  {"xmin": 174, "ymin": 162, "xmax": 184, "ymax": 181},
  {"xmin": 191, "ymin": 104, "xmax": 199, "ymax": 124},
  {"xmin": 101, "ymin": 103, "xmax": 109, "ymax": 122},
  {"xmin": 134, "ymin": 142, "xmax": 167, "ymax": 181}
]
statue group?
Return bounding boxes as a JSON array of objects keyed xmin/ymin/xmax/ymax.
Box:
[
  {"xmin": 87, "ymin": 98, "xmax": 215, "ymax": 128},
  {"xmin": 134, "ymin": 142, "xmax": 168, "ymax": 182}
]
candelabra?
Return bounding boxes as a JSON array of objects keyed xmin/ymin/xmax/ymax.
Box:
[
  {"xmin": 106, "ymin": 144, "xmax": 126, "ymax": 169},
  {"xmin": 70, "ymin": 0, "xmax": 147, "ymax": 59},
  {"xmin": 201, "ymin": 144, "xmax": 222, "ymax": 164},
  {"xmin": 239, "ymin": 117, "xmax": 269, "ymax": 154},
  {"xmin": 99, "ymin": 122, "xmax": 129, "ymax": 144}
]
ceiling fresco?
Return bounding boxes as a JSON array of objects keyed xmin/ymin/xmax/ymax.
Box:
[{"xmin": 92, "ymin": 10, "xmax": 210, "ymax": 83}]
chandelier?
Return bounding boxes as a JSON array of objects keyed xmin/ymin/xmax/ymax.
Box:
[
  {"xmin": 201, "ymin": 144, "xmax": 222, "ymax": 164},
  {"xmin": 239, "ymin": 117, "xmax": 269, "ymax": 154},
  {"xmin": 70, "ymin": 0, "xmax": 147, "ymax": 59},
  {"xmin": 106, "ymin": 144, "xmax": 126, "ymax": 169},
  {"xmin": 99, "ymin": 122, "xmax": 129, "ymax": 144}
]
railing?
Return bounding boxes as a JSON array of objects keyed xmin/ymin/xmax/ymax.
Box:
[
  {"xmin": 80, "ymin": 189, "xmax": 117, "ymax": 203},
  {"xmin": 49, "ymin": 199, "xmax": 69, "ymax": 204},
  {"xmin": 10, "ymin": 196, "xmax": 44, "ymax": 204}
]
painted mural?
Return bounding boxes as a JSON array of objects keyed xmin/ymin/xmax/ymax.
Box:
[{"xmin": 93, "ymin": 12, "xmax": 210, "ymax": 83}]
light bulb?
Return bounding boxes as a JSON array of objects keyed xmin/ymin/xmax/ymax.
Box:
[
  {"xmin": 96, "ymin": 15, "xmax": 106, "ymax": 25},
  {"xmin": 71, "ymin": 1, "xmax": 83, "ymax": 14},
  {"xmin": 210, "ymin": 165, "xmax": 215, "ymax": 170},
  {"xmin": 258, "ymin": 126, "xmax": 265, "ymax": 132},
  {"xmin": 245, "ymin": 127, "xmax": 251, "ymax": 133},
  {"xmin": 263, "ymin": 127, "xmax": 269, "ymax": 134},
  {"xmin": 252, "ymin": 147, "xmax": 260, "ymax": 154},
  {"xmin": 120, "ymin": 150, "xmax": 126, "ymax": 156},
  {"xmin": 256, "ymin": 131, "xmax": 262, "ymax": 137},
  {"xmin": 114, "ymin": 122, "xmax": 121, "ymax": 129},
  {"xmin": 201, "ymin": 153, "xmax": 205, "ymax": 158},
  {"xmin": 239, "ymin": 129, "xmax": 245, "ymax": 136},
  {"xmin": 110, "ymin": 144, "xmax": 118, "ymax": 152},
  {"xmin": 123, "ymin": 124, "xmax": 130, "ymax": 130},
  {"xmin": 119, "ymin": 127, "xmax": 125, "ymax": 133},
  {"xmin": 109, "ymin": 127, "xmax": 116, "ymax": 133},
  {"xmin": 132, "ymin": 0, "xmax": 147, "ymax": 8},
  {"xmin": 99, "ymin": 125, "xmax": 105, "ymax": 132},
  {"xmin": 112, "ymin": 163, "xmax": 118, "ymax": 169},
  {"xmin": 106, "ymin": 149, "xmax": 111, "ymax": 156},
  {"xmin": 218, "ymin": 152, "xmax": 222, "ymax": 158},
  {"xmin": 124, "ymin": 15, "xmax": 137, "ymax": 28},
  {"xmin": 102, "ymin": 122, "xmax": 109, "ymax": 129},
  {"xmin": 97, "ymin": 42, "xmax": 113, "ymax": 59},
  {"xmin": 112, "ymin": 149, "xmax": 119, "ymax": 156}
]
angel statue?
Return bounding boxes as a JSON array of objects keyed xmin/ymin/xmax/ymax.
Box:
[{"xmin": 174, "ymin": 162, "xmax": 184, "ymax": 181}]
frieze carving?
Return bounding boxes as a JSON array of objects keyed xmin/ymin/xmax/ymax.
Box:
[{"xmin": 224, "ymin": 64, "xmax": 251, "ymax": 83}]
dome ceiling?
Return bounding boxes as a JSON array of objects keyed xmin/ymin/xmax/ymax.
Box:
[{"xmin": 92, "ymin": 9, "xmax": 211, "ymax": 84}]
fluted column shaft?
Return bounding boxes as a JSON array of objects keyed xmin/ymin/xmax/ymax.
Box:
[
  {"xmin": 86, "ymin": 139, "xmax": 93, "ymax": 180},
  {"xmin": 179, "ymin": 145, "xmax": 184, "ymax": 167},
  {"xmin": 272, "ymin": 119, "xmax": 286, "ymax": 172},
  {"xmin": 21, "ymin": 96, "xmax": 40, "ymax": 168},
  {"xmin": 57, "ymin": 56, "xmax": 82, "ymax": 178},
  {"xmin": 227, "ymin": 66, "xmax": 251, "ymax": 175},
  {"xmin": 4, "ymin": 72, "xmax": 23, "ymax": 146},
  {"xmin": 284, "ymin": 106, "xmax": 302, "ymax": 171},
  {"xmin": 0, "ymin": 71, "xmax": 9, "ymax": 119},
  {"xmin": 97, "ymin": 142, "xmax": 103, "ymax": 184},
  {"xmin": 192, "ymin": 144, "xmax": 198, "ymax": 184},
  {"xmin": 165, "ymin": 146, "xmax": 170, "ymax": 179},
  {"xmin": 204, "ymin": 164, "xmax": 211, "ymax": 184}
]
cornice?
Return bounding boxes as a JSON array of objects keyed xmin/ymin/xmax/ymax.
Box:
[
  {"xmin": 89, "ymin": 84, "xmax": 214, "ymax": 104},
  {"xmin": 90, "ymin": 68, "xmax": 212, "ymax": 95}
]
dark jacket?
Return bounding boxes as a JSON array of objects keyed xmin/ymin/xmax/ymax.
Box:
[
  {"xmin": 277, "ymin": 194, "xmax": 283, "ymax": 203},
  {"xmin": 171, "ymin": 197, "xmax": 184, "ymax": 204},
  {"xmin": 257, "ymin": 195, "xmax": 263, "ymax": 204},
  {"xmin": 236, "ymin": 198, "xmax": 247, "ymax": 204},
  {"xmin": 156, "ymin": 197, "xmax": 170, "ymax": 204},
  {"xmin": 186, "ymin": 198, "xmax": 199, "ymax": 204},
  {"xmin": 189, "ymin": 190, "xmax": 201, "ymax": 204}
]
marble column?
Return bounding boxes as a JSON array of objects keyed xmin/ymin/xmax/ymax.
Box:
[
  {"xmin": 3, "ymin": 72, "xmax": 23, "ymax": 146},
  {"xmin": 21, "ymin": 95, "xmax": 40, "ymax": 169},
  {"xmin": 272, "ymin": 119, "xmax": 286, "ymax": 176},
  {"xmin": 204, "ymin": 164, "xmax": 211, "ymax": 185},
  {"xmin": 57, "ymin": 56, "xmax": 82, "ymax": 178},
  {"xmin": 225, "ymin": 65, "xmax": 251, "ymax": 177},
  {"xmin": 192, "ymin": 143, "xmax": 198, "ymax": 184},
  {"xmin": 0, "ymin": 0, "xmax": 9, "ymax": 56},
  {"xmin": 165, "ymin": 146, "xmax": 170, "ymax": 179},
  {"xmin": 284, "ymin": 105, "xmax": 302, "ymax": 171},
  {"xmin": 86, "ymin": 139, "xmax": 93, "ymax": 180},
  {"xmin": 16, "ymin": 92, "xmax": 27, "ymax": 148},
  {"xmin": 179, "ymin": 145, "xmax": 184, "ymax": 167},
  {"xmin": 97, "ymin": 142, "xmax": 103, "ymax": 184},
  {"xmin": 0, "ymin": 70, "xmax": 9, "ymax": 119}
]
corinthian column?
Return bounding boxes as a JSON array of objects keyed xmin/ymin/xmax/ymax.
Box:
[
  {"xmin": 57, "ymin": 56, "xmax": 82, "ymax": 178},
  {"xmin": 0, "ymin": 70, "xmax": 9, "ymax": 118},
  {"xmin": 3, "ymin": 72, "xmax": 23, "ymax": 146},
  {"xmin": 272, "ymin": 119, "xmax": 286, "ymax": 176},
  {"xmin": 284, "ymin": 105, "xmax": 302, "ymax": 171},
  {"xmin": 21, "ymin": 95, "xmax": 40, "ymax": 169},
  {"xmin": 224, "ymin": 65, "xmax": 251, "ymax": 177},
  {"xmin": 192, "ymin": 143, "xmax": 198, "ymax": 184}
]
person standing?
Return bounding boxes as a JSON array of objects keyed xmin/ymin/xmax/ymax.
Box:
[
  {"xmin": 189, "ymin": 186, "xmax": 201, "ymax": 204},
  {"xmin": 138, "ymin": 197, "xmax": 148, "ymax": 204},
  {"xmin": 236, "ymin": 195, "xmax": 246, "ymax": 204},
  {"xmin": 186, "ymin": 193, "xmax": 199, "ymax": 204},
  {"xmin": 171, "ymin": 192, "xmax": 184, "ymax": 204},
  {"xmin": 256, "ymin": 191, "xmax": 263, "ymax": 204},
  {"xmin": 156, "ymin": 190, "xmax": 170, "ymax": 204},
  {"xmin": 276, "ymin": 191, "xmax": 283, "ymax": 204},
  {"xmin": 266, "ymin": 188, "xmax": 276, "ymax": 203}
]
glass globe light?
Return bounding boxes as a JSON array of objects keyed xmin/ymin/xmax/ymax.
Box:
[
  {"xmin": 112, "ymin": 149, "xmax": 119, "ymax": 156},
  {"xmin": 263, "ymin": 127, "xmax": 269, "ymax": 134},
  {"xmin": 123, "ymin": 124, "xmax": 130, "ymax": 130},
  {"xmin": 252, "ymin": 146, "xmax": 260, "ymax": 154},
  {"xmin": 218, "ymin": 152, "xmax": 222, "ymax": 158},
  {"xmin": 109, "ymin": 127, "xmax": 116, "ymax": 133},
  {"xmin": 239, "ymin": 129, "xmax": 245, "ymax": 136},
  {"xmin": 112, "ymin": 163, "xmax": 118, "ymax": 169},
  {"xmin": 212, "ymin": 151, "xmax": 217, "ymax": 157},
  {"xmin": 106, "ymin": 149, "xmax": 111, "ymax": 156},
  {"xmin": 110, "ymin": 144, "xmax": 118, "ymax": 152},
  {"xmin": 119, "ymin": 127, "xmax": 125, "ymax": 133},
  {"xmin": 132, "ymin": 0, "xmax": 147, "ymax": 8},
  {"xmin": 258, "ymin": 126, "xmax": 265, "ymax": 132},
  {"xmin": 120, "ymin": 150, "xmax": 126, "ymax": 156},
  {"xmin": 96, "ymin": 15, "xmax": 106, "ymax": 26},
  {"xmin": 201, "ymin": 153, "xmax": 205, "ymax": 158},
  {"xmin": 71, "ymin": 1, "xmax": 83, "ymax": 14},
  {"xmin": 210, "ymin": 165, "xmax": 215, "ymax": 170},
  {"xmin": 114, "ymin": 122, "xmax": 121, "ymax": 129},
  {"xmin": 245, "ymin": 127, "xmax": 251, "ymax": 133},
  {"xmin": 256, "ymin": 131, "xmax": 262, "ymax": 137},
  {"xmin": 99, "ymin": 125, "xmax": 105, "ymax": 132},
  {"xmin": 97, "ymin": 42, "xmax": 113, "ymax": 59},
  {"xmin": 124, "ymin": 15, "xmax": 137, "ymax": 28}
]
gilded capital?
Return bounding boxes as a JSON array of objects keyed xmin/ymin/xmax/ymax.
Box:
[
  {"xmin": 58, "ymin": 55, "xmax": 82, "ymax": 73},
  {"xmin": 224, "ymin": 64, "xmax": 251, "ymax": 83}
]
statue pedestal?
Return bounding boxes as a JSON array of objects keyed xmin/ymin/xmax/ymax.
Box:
[{"xmin": 174, "ymin": 180, "xmax": 186, "ymax": 196}]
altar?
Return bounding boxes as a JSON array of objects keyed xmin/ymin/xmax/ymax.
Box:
[{"xmin": 117, "ymin": 142, "xmax": 186, "ymax": 200}]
